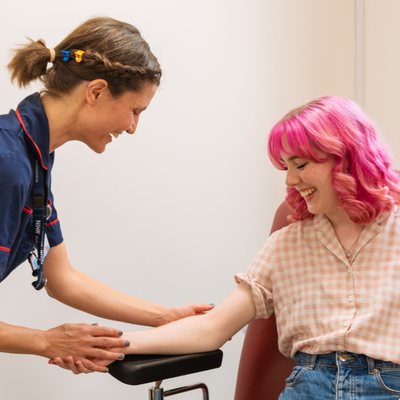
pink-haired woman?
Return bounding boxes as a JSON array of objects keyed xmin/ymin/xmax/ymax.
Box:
[{"xmin": 59, "ymin": 96, "xmax": 400, "ymax": 399}]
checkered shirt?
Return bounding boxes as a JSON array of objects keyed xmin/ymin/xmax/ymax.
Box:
[{"xmin": 235, "ymin": 209, "xmax": 400, "ymax": 363}]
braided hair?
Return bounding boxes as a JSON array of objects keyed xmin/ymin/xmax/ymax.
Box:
[{"xmin": 7, "ymin": 17, "xmax": 162, "ymax": 98}]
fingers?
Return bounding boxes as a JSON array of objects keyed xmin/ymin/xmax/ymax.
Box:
[
  {"xmin": 86, "ymin": 347, "xmax": 126, "ymax": 361},
  {"xmin": 90, "ymin": 335, "xmax": 130, "ymax": 349},
  {"xmin": 44, "ymin": 323, "xmax": 130, "ymax": 361},
  {"xmin": 49, "ymin": 356, "xmax": 109, "ymax": 374},
  {"xmin": 88, "ymin": 324, "xmax": 124, "ymax": 338},
  {"xmin": 78, "ymin": 358, "xmax": 110, "ymax": 373},
  {"xmin": 191, "ymin": 303, "xmax": 215, "ymax": 313}
]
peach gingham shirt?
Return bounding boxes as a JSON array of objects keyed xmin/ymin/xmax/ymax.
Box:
[{"xmin": 235, "ymin": 208, "xmax": 400, "ymax": 363}]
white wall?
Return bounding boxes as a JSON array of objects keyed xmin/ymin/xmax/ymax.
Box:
[
  {"xmin": 0, "ymin": 1, "xmax": 356, "ymax": 399},
  {"xmin": 364, "ymin": 0, "xmax": 400, "ymax": 163}
]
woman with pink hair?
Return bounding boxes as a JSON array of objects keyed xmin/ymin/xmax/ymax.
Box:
[{"xmin": 58, "ymin": 96, "xmax": 400, "ymax": 399}]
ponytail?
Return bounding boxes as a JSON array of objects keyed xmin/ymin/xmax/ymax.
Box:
[{"xmin": 8, "ymin": 39, "xmax": 52, "ymax": 88}]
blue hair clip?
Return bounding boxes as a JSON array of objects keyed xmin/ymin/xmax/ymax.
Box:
[{"xmin": 61, "ymin": 50, "xmax": 70, "ymax": 62}]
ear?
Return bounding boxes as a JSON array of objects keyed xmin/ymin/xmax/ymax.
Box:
[{"xmin": 85, "ymin": 79, "xmax": 109, "ymax": 105}]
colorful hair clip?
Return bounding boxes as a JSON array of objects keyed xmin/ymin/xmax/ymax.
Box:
[
  {"xmin": 61, "ymin": 50, "xmax": 70, "ymax": 62},
  {"xmin": 75, "ymin": 50, "xmax": 85, "ymax": 63}
]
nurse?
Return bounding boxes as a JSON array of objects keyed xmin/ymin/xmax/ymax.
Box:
[{"xmin": 0, "ymin": 16, "xmax": 212, "ymax": 373}]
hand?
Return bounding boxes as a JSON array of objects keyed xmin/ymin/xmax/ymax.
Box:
[
  {"xmin": 48, "ymin": 354, "xmax": 114, "ymax": 374},
  {"xmin": 42, "ymin": 323, "xmax": 129, "ymax": 372},
  {"xmin": 49, "ymin": 347, "xmax": 121, "ymax": 375},
  {"xmin": 161, "ymin": 303, "xmax": 215, "ymax": 325}
]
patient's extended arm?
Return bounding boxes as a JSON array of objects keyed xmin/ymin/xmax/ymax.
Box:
[
  {"xmin": 50, "ymin": 284, "xmax": 256, "ymax": 373},
  {"xmin": 123, "ymin": 283, "xmax": 256, "ymax": 355}
]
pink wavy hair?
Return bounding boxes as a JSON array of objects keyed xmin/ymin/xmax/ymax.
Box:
[{"xmin": 268, "ymin": 96, "xmax": 400, "ymax": 223}]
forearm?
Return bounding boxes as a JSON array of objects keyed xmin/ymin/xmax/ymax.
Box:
[
  {"xmin": 44, "ymin": 243, "xmax": 170, "ymax": 327},
  {"xmin": 47, "ymin": 268, "xmax": 169, "ymax": 326},
  {"xmin": 0, "ymin": 320, "xmax": 46, "ymax": 356},
  {"xmin": 123, "ymin": 314, "xmax": 223, "ymax": 355},
  {"xmin": 122, "ymin": 284, "xmax": 256, "ymax": 355}
]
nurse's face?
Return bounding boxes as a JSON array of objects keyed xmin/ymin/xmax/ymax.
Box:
[{"xmin": 83, "ymin": 81, "xmax": 157, "ymax": 153}]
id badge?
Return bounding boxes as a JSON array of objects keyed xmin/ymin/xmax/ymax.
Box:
[{"xmin": 29, "ymin": 234, "xmax": 50, "ymax": 272}]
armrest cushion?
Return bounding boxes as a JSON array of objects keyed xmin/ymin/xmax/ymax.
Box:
[{"xmin": 108, "ymin": 350, "xmax": 223, "ymax": 385}]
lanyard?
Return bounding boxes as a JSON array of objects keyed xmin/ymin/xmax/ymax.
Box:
[
  {"xmin": 15, "ymin": 108, "xmax": 48, "ymax": 290},
  {"xmin": 31, "ymin": 159, "xmax": 48, "ymax": 290}
]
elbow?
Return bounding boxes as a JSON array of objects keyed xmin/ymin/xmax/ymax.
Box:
[{"xmin": 44, "ymin": 285, "xmax": 57, "ymax": 299}]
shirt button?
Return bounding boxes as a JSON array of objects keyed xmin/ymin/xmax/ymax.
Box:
[
  {"xmin": 348, "ymin": 268, "xmax": 352, "ymax": 274},
  {"xmin": 344, "ymin": 320, "xmax": 349, "ymax": 327},
  {"xmin": 337, "ymin": 345, "xmax": 342, "ymax": 350},
  {"xmin": 348, "ymin": 296, "xmax": 353, "ymax": 302}
]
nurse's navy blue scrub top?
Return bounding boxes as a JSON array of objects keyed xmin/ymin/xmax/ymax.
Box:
[{"xmin": 0, "ymin": 93, "xmax": 63, "ymax": 282}]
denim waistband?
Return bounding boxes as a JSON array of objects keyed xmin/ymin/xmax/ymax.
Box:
[{"xmin": 295, "ymin": 351, "xmax": 400, "ymax": 372}]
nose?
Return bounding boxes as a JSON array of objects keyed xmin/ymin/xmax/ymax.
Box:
[
  {"xmin": 126, "ymin": 122, "xmax": 137, "ymax": 135},
  {"xmin": 126, "ymin": 116, "xmax": 139, "ymax": 135},
  {"xmin": 285, "ymin": 167, "xmax": 301, "ymax": 188}
]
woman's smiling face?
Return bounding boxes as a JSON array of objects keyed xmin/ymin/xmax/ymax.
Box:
[
  {"xmin": 82, "ymin": 80, "xmax": 157, "ymax": 154},
  {"xmin": 280, "ymin": 135, "xmax": 340, "ymax": 218}
]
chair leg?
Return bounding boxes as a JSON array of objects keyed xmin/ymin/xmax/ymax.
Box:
[
  {"xmin": 164, "ymin": 383, "xmax": 209, "ymax": 400},
  {"xmin": 149, "ymin": 381, "xmax": 164, "ymax": 400},
  {"xmin": 149, "ymin": 381, "xmax": 210, "ymax": 400}
]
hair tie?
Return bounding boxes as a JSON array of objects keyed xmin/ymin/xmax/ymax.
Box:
[
  {"xmin": 61, "ymin": 50, "xmax": 70, "ymax": 62},
  {"xmin": 75, "ymin": 50, "xmax": 85, "ymax": 63},
  {"xmin": 49, "ymin": 48, "xmax": 56, "ymax": 63}
]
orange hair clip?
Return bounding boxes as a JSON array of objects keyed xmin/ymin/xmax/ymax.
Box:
[{"xmin": 75, "ymin": 50, "xmax": 85, "ymax": 63}]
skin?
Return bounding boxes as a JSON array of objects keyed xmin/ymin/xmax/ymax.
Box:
[
  {"xmin": 280, "ymin": 135, "xmax": 365, "ymax": 248},
  {"xmin": 55, "ymin": 136, "xmax": 368, "ymax": 374},
  {"xmin": 5, "ymin": 80, "xmax": 213, "ymax": 374},
  {"xmin": 43, "ymin": 80, "xmax": 158, "ymax": 153}
]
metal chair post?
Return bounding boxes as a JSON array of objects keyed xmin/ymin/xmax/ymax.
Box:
[{"xmin": 149, "ymin": 381, "xmax": 209, "ymax": 400}]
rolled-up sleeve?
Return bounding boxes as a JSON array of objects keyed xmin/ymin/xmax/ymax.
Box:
[
  {"xmin": 234, "ymin": 233, "xmax": 280, "ymax": 319},
  {"xmin": 235, "ymin": 272, "xmax": 273, "ymax": 319}
]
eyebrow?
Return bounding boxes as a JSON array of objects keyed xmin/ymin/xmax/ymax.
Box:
[{"xmin": 280, "ymin": 155, "xmax": 300, "ymax": 163}]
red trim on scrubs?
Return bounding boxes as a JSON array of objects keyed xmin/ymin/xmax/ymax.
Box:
[
  {"xmin": 15, "ymin": 108, "xmax": 48, "ymax": 171},
  {"xmin": 47, "ymin": 218, "xmax": 59, "ymax": 227},
  {"xmin": 0, "ymin": 247, "xmax": 10, "ymax": 252}
]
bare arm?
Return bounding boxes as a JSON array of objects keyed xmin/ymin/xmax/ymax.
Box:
[
  {"xmin": 51, "ymin": 284, "xmax": 256, "ymax": 373},
  {"xmin": 122, "ymin": 283, "xmax": 256, "ymax": 355},
  {"xmin": 0, "ymin": 319, "xmax": 127, "ymax": 370},
  {"xmin": 43, "ymin": 242, "xmax": 213, "ymax": 327}
]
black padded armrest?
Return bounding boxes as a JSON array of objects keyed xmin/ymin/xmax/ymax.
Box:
[{"xmin": 108, "ymin": 350, "xmax": 223, "ymax": 385}]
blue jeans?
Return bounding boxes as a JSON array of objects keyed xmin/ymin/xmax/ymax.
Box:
[{"xmin": 279, "ymin": 352, "xmax": 400, "ymax": 400}]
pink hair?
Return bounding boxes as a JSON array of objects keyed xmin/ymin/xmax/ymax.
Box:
[{"xmin": 268, "ymin": 96, "xmax": 400, "ymax": 223}]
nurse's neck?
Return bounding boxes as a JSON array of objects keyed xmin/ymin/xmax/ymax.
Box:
[{"xmin": 42, "ymin": 83, "xmax": 87, "ymax": 153}]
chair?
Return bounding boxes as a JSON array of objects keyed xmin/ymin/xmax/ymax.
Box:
[
  {"xmin": 108, "ymin": 350, "xmax": 223, "ymax": 399},
  {"xmin": 234, "ymin": 201, "xmax": 294, "ymax": 400}
]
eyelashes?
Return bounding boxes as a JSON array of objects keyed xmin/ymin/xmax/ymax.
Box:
[
  {"xmin": 296, "ymin": 163, "xmax": 308, "ymax": 169},
  {"xmin": 282, "ymin": 162, "xmax": 308, "ymax": 171}
]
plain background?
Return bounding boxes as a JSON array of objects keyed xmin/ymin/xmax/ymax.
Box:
[{"xmin": 0, "ymin": 1, "xmax": 398, "ymax": 399}]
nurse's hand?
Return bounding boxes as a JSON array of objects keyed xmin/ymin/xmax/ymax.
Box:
[
  {"xmin": 160, "ymin": 303, "xmax": 214, "ymax": 326},
  {"xmin": 42, "ymin": 323, "xmax": 128, "ymax": 373},
  {"xmin": 49, "ymin": 351, "xmax": 117, "ymax": 374},
  {"xmin": 48, "ymin": 356, "xmax": 101, "ymax": 374}
]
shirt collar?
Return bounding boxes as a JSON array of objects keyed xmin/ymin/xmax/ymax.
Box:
[
  {"xmin": 312, "ymin": 208, "xmax": 394, "ymax": 232},
  {"xmin": 312, "ymin": 208, "xmax": 394, "ymax": 266},
  {"xmin": 16, "ymin": 93, "xmax": 50, "ymax": 170}
]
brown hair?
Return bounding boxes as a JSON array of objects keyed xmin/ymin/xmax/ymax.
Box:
[{"xmin": 7, "ymin": 16, "xmax": 162, "ymax": 97}]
